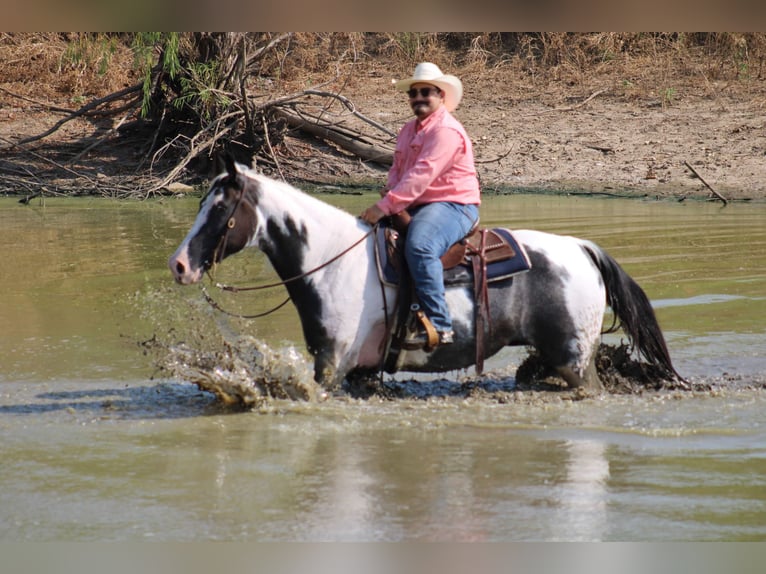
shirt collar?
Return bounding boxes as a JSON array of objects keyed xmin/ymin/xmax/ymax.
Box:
[{"xmin": 415, "ymin": 105, "xmax": 447, "ymax": 131}]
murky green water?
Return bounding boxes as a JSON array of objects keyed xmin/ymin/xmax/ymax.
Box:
[{"xmin": 1, "ymin": 193, "xmax": 764, "ymax": 541}]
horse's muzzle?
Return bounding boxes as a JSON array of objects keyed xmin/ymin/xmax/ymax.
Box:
[{"xmin": 168, "ymin": 250, "xmax": 202, "ymax": 285}]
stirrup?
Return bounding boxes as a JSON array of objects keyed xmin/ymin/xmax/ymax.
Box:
[
  {"xmin": 402, "ymin": 329, "xmax": 454, "ymax": 350},
  {"xmin": 400, "ymin": 304, "xmax": 439, "ymax": 350}
]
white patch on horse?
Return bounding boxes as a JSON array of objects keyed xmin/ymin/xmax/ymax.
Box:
[
  {"xmin": 560, "ymin": 241, "xmax": 606, "ymax": 373},
  {"xmin": 445, "ymin": 287, "xmax": 474, "ymax": 332}
]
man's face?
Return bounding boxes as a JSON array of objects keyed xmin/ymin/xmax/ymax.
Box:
[{"xmin": 408, "ymin": 82, "xmax": 443, "ymax": 119}]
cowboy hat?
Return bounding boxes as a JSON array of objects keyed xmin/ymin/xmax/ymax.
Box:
[{"xmin": 394, "ymin": 62, "xmax": 463, "ymax": 112}]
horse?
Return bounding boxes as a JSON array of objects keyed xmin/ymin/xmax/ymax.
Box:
[{"xmin": 168, "ymin": 158, "xmax": 680, "ymax": 391}]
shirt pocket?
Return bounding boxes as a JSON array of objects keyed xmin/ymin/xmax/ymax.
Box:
[
  {"xmin": 406, "ymin": 143, "xmax": 422, "ymax": 172},
  {"xmin": 409, "ymin": 130, "xmax": 425, "ymax": 152}
]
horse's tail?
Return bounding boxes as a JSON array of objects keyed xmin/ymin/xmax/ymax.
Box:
[{"xmin": 580, "ymin": 241, "xmax": 682, "ymax": 381}]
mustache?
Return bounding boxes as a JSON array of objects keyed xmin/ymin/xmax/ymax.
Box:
[{"xmin": 411, "ymin": 100, "xmax": 429, "ymax": 107}]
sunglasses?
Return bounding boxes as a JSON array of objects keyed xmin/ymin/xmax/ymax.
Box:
[{"xmin": 407, "ymin": 87, "xmax": 441, "ymax": 98}]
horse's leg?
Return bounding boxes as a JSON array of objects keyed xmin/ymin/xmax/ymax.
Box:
[
  {"xmin": 508, "ymin": 247, "xmax": 605, "ymax": 391},
  {"xmin": 556, "ymin": 346, "xmax": 602, "ymax": 391},
  {"xmin": 582, "ymin": 350, "xmax": 602, "ymax": 389},
  {"xmin": 554, "ymin": 302, "xmax": 604, "ymax": 390},
  {"xmin": 313, "ymin": 350, "xmax": 340, "ymax": 389}
]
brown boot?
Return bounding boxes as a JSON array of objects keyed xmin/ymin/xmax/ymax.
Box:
[{"xmin": 402, "ymin": 329, "xmax": 454, "ymax": 350}]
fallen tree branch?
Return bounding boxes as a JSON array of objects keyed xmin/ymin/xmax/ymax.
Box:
[
  {"xmin": 287, "ymin": 105, "xmax": 386, "ymax": 147},
  {"xmin": 261, "ymin": 112, "xmax": 286, "ymax": 181},
  {"xmin": 476, "ymin": 142, "xmax": 516, "ymax": 164},
  {"xmin": 517, "ymin": 88, "xmax": 609, "ymax": 118},
  {"xmin": 70, "ymin": 110, "xmax": 133, "ymax": 164},
  {"xmin": 584, "ymin": 143, "xmax": 615, "ymax": 154},
  {"xmin": 273, "ymin": 106, "xmax": 394, "ymax": 165},
  {"xmin": 16, "ymin": 82, "xmax": 143, "ymax": 146},
  {"xmin": 0, "ymin": 85, "xmax": 74, "ymax": 114},
  {"xmin": 245, "ymin": 33, "xmax": 293, "ymax": 70},
  {"xmin": 0, "ymin": 135, "xmax": 101, "ymax": 187},
  {"xmin": 683, "ymin": 160, "xmax": 728, "ymax": 206},
  {"xmin": 146, "ymin": 111, "xmax": 243, "ymax": 195},
  {"xmin": 303, "ymin": 89, "xmax": 398, "ymax": 138},
  {"xmin": 555, "ymin": 88, "xmax": 608, "ymax": 112},
  {"xmin": 18, "ymin": 191, "xmax": 44, "ymax": 205}
]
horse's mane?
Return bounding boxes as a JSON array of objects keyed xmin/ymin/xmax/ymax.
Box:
[{"xmin": 241, "ymin": 168, "xmax": 359, "ymax": 227}]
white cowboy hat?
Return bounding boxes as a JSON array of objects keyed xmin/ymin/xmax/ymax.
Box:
[{"xmin": 394, "ymin": 62, "xmax": 463, "ymax": 112}]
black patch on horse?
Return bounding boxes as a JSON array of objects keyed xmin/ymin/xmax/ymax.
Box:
[
  {"xmin": 517, "ymin": 247, "xmax": 579, "ymax": 367},
  {"xmin": 188, "ymin": 181, "xmax": 251, "ymax": 271},
  {"xmin": 262, "ymin": 214, "xmax": 332, "ymax": 366}
]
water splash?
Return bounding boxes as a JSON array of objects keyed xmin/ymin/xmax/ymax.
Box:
[
  {"xmin": 134, "ymin": 285, "xmax": 320, "ymax": 408},
  {"xmin": 156, "ymin": 335, "xmax": 319, "ymax": 408}
]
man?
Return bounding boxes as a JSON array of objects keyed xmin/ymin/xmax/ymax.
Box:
[{"xmin": 360, "ymin": 62, "xmax": 481, "ymax": 348}]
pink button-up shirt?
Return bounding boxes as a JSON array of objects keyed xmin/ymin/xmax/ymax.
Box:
[{"xmin": 376, "ymin": 106, "xmax": 480, "ymax": 216}]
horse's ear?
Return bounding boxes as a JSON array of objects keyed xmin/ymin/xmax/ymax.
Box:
[
  {"xmin": 224, "ymin": 152, "xmax": 238, "ymax": 179},
  {"xmin": 211, "ymin": 152, "xmax": 225, "ymax": 175}
]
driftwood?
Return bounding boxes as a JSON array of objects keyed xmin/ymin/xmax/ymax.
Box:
[
  {"xmin": 683, "ymin": 160, "xmax": 728, "ymax": 206},
  {"xmin": 148, "ymin": 110, "xmax": 244, "ymax": 195},
  {"xmin": 475, "ymin": 143, "xmax": 516, "ymax": 164},
  {"xmin": 303, "ymin": 89, "xmax": 397, "ymax": 138},
  {"xmin": 16, "ymin": 83, "xmax": 142, "ymax": 146},
  {"xmin": 2, "ymin": 87, "xmax": 394, "ymax": 197},
  {"xmin": 555, "ymin": 88, "xmax": 608, "ymax": 112},
  {"xmin": 273, "ymin": 107, "xmax": 394, "ymax": 165},
  {"xmin": 584, "ymin": 143, "xmax": 615, "ymax": 155},
  {"xmin": 0, "ymin": 86, "xmax": 74, "ymax": 115},
  {"xmin": 518, "ymin": 88, "xmax": 608, "ymax": 118},
  {"xmin": 1, "ymin": 135, "xmax": 100, "ymax": 186}
]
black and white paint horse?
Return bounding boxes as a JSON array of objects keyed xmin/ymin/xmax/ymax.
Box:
[{"xmin": 169, "ymin": 160, "xmax": 680, "ymax": 390}]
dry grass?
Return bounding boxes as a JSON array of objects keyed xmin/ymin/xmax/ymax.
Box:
[
  {"xmin": 2, "ymin": 32, "xmax": 764, "ymax": 106},
  {"xmin": 0, "ymin": 33, "xmax": 138, "ymax": 104}
]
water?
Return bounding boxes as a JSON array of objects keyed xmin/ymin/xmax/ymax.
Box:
[{"xmin": 1, "ymin": 193, "xmax": 764, "ymax": 541}]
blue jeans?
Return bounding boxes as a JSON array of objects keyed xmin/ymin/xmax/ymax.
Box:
[{"xmin": 404, "ymin": 202, "xmax": 479, "ymax": 332}]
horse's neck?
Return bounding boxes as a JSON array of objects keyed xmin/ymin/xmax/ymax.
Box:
[{"xmin": 251, "ymin": 176, "xmax": 363, "ymax": 273}]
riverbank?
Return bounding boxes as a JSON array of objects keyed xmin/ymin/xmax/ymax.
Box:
[
  {"xmin": 342, "ymin": 65, "xmax": 766, "ymax": 202},
  {"xmin": 2, "ymin": 34, "xmax": 765, "ymax": 202}
]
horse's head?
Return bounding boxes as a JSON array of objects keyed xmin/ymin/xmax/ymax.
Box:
[{"xmin": 168, "ymin": 157, "xmax": 258, "ymax": 285}]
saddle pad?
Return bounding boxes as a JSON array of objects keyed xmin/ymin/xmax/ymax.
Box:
[{"xmin": 375, "ymin": 226, "xmax": 532, "ymax": 287}]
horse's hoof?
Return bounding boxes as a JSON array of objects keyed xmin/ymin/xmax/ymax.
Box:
[{"xmin": 557, "ymin": 365, "xmax": 604, "ymax": 392}]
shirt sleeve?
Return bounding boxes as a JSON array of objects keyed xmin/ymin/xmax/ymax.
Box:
[
  {"xmin": 376, "ymin": 126, "xmax": 464, "ymax": 215},
  {"xmin": 386, "ymin": 148, "xmax": 402, "ymax": 191}
]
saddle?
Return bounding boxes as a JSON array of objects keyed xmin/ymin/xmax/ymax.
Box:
[{"xmin": 375, "ymin": 216, "xmax": 532, "ymax": 375}]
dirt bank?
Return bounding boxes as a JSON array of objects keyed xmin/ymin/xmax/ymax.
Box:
[
  {"xmin": 343, "ymin": 68, "xmax": 766, "ymax": 202},
  {"xmin": 2, "ymin": 34, "xmax": 765, "ymax": 202}
]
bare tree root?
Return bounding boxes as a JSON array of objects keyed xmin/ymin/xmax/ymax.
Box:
[
  {"xmin": 2, "ymin": 34, "xmax": 395, "ymax": 198},
  {"xmin": 16, "ymin": 83, "xmax": 142, "ymax": 146}
]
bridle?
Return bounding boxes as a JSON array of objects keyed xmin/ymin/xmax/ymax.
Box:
[{"xmin": 208, "ymin": 182, "xmax": 251, "ymax": 270}]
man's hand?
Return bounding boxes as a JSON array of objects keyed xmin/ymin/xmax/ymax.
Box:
[{"xmin": 359, "ymin": 204, "xmax": 386, "ymax": 225}]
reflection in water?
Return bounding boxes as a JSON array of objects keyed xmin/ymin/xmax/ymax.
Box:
[
  {"xmin": 550, "ymin": 439, "xmax": 610, "ymax": 541},
  {"xmin": 303, "ymin": 437, "xmax": 378, "ymax": 541},
  {"xmin": 427, "ymin": 449, "xmax": 487, "ymax": 541},
  {"xmin": 192, "ymin": 425, "xmax": 614, "ymax": 541}
]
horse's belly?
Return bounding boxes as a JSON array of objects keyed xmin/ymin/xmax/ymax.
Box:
[{"xmin": 355, "ymin": 322, "xmax": 388, "ymax": 368}]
